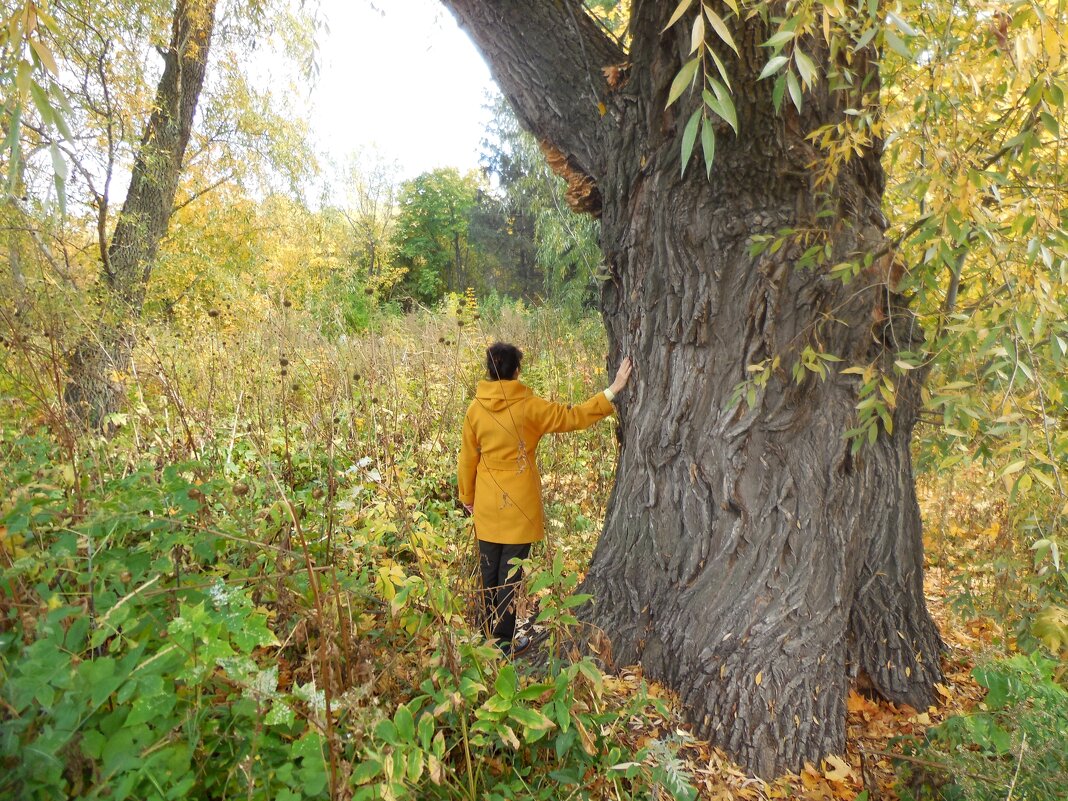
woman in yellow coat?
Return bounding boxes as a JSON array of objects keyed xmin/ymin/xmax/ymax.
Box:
[{"xmin": 457, "ymin": 342, "xmax": 633, "ymax": 654}]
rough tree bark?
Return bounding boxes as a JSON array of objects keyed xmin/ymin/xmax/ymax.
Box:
[
  {"xmin": 65, "ymin": 0, "xmax": 218, "ymax": 425},
  {"xmin": 442, "ymin": 0, "xmax": 944, "ymax": 776}
]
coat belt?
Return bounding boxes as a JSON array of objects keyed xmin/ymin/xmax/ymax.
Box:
[{"xmin": 478, "ymin": 455, "xmax": 536, "ymax": 472}]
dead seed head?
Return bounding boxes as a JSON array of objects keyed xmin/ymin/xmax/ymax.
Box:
[{"xmin": 207, "ymin": 309, "xmax": 220, "ymax": 318}]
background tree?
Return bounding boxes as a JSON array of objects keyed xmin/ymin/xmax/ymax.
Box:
[
  {"xmin": 64, "ymin": 0, "xmax": 218, "ymax": 424},
  {"xmin": 1, "ymin": 0, "xmax": 317, "ymax": 425},
  {"xmin": 392, "ymin": 167, "xmax": 478, "ymax": 304},
  {"xmin": 480, "ymin": 93, "xmax": 602, "ymax": 310},
  {"xmin": 440, "ymin": 0, "xmax": 945, "ymax": 775},
  {"xmin": 336, "ymin": 149, "xmax": 400, "ymax": 283}
]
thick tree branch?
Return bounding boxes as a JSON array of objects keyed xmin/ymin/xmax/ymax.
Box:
[{"xmin": 438, "ymin": 0, "xmax": 625, "ymax": 179}]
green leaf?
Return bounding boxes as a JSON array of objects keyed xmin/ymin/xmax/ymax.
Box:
[
  {"xmin": 126, "ymin": 691, "xmax": 176, "ymax": 727},
  {"xmin": 575, "ymin": 660, "xmax": 604, "ymax": 694},
  {"xmin": 703, "ymin": 7, "xmax": 738, "ymax": 55},
  {"xmin": 265, "ymin": 700, "xmax": 296, "ymax": 727},
  {"xmin": 418, "ymin": 710, "xmax": 435, "ymax": 749},
  {"xmin": 29, "ymin": 39, "xmax": 59, "ymax": 75},
  {"xmin": 772, "ymin": 74, "xmax": 787, "ymax": 112},
  {"xmin": 528, "ymin": 570, "xmax": 554, "ymax": 594},
  {"xmin": 482, "ymin": 694, "xmax": 513, "ymax": 714},
  {"xmin": 352, "ymin": 757, "xmax": 381, "ymax": 785},
  {"xmin": 759, "ymin": 55, "xmax": 789, "ymax": 80},
  {"xmin": 883, "ymin": 29, "xmax": 912, "ymax": 60},
  {"xmin": 703, "ymin": 89, "xmax": 737, "ymax": 135},
  {"xmin": 375, "ymin": 718, "xmax": 398, "ymax": 744},
  {"xmin": 514, "ymin": 681, "xmax": 553, "ymax": 701},
  {"xmin": 662, "ymin": 0, "xmax": 696, "ymax": 32},
  {"xmin": 764, "ymin": 29, "xmax": 795, "ymax": 49},
  {"xmin": 495, "ymin": 664, "xmax": 518, "ymax": 700},
  {"xmin": 855, "ymin": 25, "xmax": 877, "ymax": 50},
  {"xmin": 666, "ymin": 57, "xmax": 700, "ymax": 108},
  {"xmin": 701, "ymin": 118, "xmax": 716, "ymax": 177},
  {"xmin": 509, "ymin": 706, "xmax": 555, "ymax": 735},
  {"xmin": 406, "ymin": 748, "xmax": 424, "ymax": 781},
  {"xmin": 794, "ymin": 49, "xmax": 817, "ymax": 87},
  {"xmin": 1040, "ymin": 111, "xmax": 1059, "ymax": 137},
  {"xmin": 786, "ymin": 70, "xmax": 802, "ymax": 112},
  {"xmin": 705, "ymin": 43, "xmax": 732, "ymax": 89},
  {"xmin": 29, "ymin": 83, "xmax": 53, "ymax": 124},
  {"xmin": 886, "ymin": 11, "xmax": 919, "ymax": 37},
  {"xmin": 16, "ymin": 60, "xmax": 31, "ymax": 100},
  {"xmin": 690, "ymin": 12, "xmax": 705, "ymax": 54},
  {"xmin": 680, "ymin": 108, "xmax": 701, "ymax": 177},
  {"xmin": 395, "ymin": 704, "xmax": 415, "ymax": 741},
  {"xmin": 1001, "ymin": 460, "xmax": 1026, "ymax": 476}
]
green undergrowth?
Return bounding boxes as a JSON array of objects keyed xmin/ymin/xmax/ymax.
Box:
[
  {"xmin": 0, "ymin": 421, "xmax": 695, "ymax": 800},
  {"xmin": 0, "ymin": 307, "xmax": 696, "ymax": 800},
  {"xmin": 895, "ymin": 652, "xmax": 1068, "ymax": 801}
]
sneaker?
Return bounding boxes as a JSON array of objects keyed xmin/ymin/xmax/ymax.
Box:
[{"xmin": 503, "ymin": 634, "xmax": 531, "ymax": 657}]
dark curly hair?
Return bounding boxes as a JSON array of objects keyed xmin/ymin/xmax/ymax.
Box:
[{"xmin": 486, "ymin": 342, "xmax": 522, "ymax": 381}]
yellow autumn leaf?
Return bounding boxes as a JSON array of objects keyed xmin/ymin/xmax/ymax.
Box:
[{"xmin": 823, "ymin": 754, "xmax": 854, "ymax": 783}]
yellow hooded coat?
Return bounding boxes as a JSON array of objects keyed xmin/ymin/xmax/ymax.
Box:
[{"xmin": 457, "ymin": 379, "xmax": 614, "ymax": 544}]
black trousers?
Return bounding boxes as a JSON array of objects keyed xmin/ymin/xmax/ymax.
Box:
[{"xmin": 477, "ymin": 540, "xmax": 531, "ymax": 643}]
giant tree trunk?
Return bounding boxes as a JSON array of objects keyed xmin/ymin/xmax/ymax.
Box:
[
  {"xmin": 65, "ymin": 0, "xmax": 217, "ymax": 425},
  {"xmin": 442, "ymin": 0, "xmax": 943, "ymax": 776}
]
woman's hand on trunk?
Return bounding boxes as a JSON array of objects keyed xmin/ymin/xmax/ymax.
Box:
[{"xmin": 609, "ymin": 356, "xmax": 633, "ymax": 395}]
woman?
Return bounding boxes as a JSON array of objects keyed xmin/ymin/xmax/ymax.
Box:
[{"xmin": 457, "ymin": 342, "xmax": 633, "ymax": 655}]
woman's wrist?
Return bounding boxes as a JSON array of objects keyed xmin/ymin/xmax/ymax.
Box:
[{"xmin": 604, "ymin": 386, "xmax": 617, "ymax": 401}]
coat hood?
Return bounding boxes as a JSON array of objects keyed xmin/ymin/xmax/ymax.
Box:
[{"xmin": 474, "ymin": 379, "xmax": 532, "ymax": 412}]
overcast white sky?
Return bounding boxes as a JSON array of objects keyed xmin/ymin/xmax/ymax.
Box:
[{"xmin": 306, "ymin": 0, "xmax": 499, "ymax": 179}]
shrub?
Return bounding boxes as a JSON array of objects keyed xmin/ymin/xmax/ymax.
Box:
[{"xmin": 895, "ymin": 652, "xmax": 1068, "ymax": 801}]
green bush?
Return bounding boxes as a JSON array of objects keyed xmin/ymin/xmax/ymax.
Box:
[
  {"xmin": 896, "ymin": 653, "xmax": 1068, "ymax": 801},
  {"xmin": 0, "ymin": 414, "xmax": 693, "ymax": 800}
]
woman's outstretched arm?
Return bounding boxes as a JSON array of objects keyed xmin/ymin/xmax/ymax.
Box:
[{"xmin": 531, "ymin": 357, "xmax": 633, "ymax": 434}]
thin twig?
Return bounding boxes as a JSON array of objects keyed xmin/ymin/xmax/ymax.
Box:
[
  {"xmin": 1005, "ymin": 731, "xmax": 1027, "ymax": 801},
  {"xmin": 858, "ymin": 748, "xmax": 1000, "ymax": 784}
]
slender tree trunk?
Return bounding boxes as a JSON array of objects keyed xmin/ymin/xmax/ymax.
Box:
[
  {"xmin": 6, "ymin": 162, "xmax": 29, "ymax": 314},
  {"xmin": 453, "ymin": 231, "xmax": 463, "ymax": 293},
  {"xmin": 441, "ymin": 0, "xmax": 943, "ymax": 776},
  {"xmin": 65, "ymin": 0, "xmax": 217, "ymax": 426}
]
